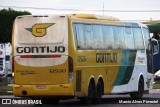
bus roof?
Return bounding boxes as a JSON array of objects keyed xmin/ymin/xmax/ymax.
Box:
[
  {"xmin": 16, "ymin": 14, "xmax": 143, "ymax": 28},
  {"xmin": 67, "ymin": 14, "xmax": 120, "ymax": 21},
  {"xmin": 17, "ymin": 14, "xmax": 119, "ymax": 21}
]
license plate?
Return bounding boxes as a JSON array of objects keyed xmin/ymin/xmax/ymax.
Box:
[{"xmin": 36, "ymin": 85, "xmax": 46, "ymax": 89}]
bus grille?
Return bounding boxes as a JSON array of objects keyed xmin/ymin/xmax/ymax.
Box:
[{"xmin": 76, "ymin": 70, "xmax": 82, "ymax": 92}]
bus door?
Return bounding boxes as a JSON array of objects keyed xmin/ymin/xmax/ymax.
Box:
[{"xmin": 148, "ymin": 38, "xmax": 159, "ymax": 73}]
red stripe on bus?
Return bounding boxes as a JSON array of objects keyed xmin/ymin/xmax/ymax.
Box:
[{"xmin": 20, "ymin": 55, "xmax": 61, "ymax": 58}]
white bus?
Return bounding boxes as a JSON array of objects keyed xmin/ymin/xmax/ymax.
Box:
[
  {"xmin": 0, "ymin": 44, "xmax": 5, "ymax": 78},
  {"xmin": 5, "ymin": 43, "xmax": 12, "ymax": 77}
]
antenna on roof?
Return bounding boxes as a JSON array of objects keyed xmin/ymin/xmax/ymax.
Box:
[{"xmin": 103, "ymin": 2, "xmax": 104, "ymax": 16}]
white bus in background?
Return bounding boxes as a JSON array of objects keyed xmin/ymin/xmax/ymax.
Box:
[
  {"xmin": 5, "ymin": 43, "xmax": 12, "ymax": 77},
  {"xmin": 0, "ymin": 44, "xmax": 5, "ymax": 78}
]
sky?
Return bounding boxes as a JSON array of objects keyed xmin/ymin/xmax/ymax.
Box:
[{"xmin": 0, "ymin": 0, "xmax": 160, "ymax": 21}]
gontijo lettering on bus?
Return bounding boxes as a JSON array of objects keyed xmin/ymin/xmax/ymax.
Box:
[
  {"xmin": 96, "ymin": 53, "xmax": 117, "ymax": 63},
  {"xmin": 16, "ymin": 46, "xmax": 65, "ymax": 53}
]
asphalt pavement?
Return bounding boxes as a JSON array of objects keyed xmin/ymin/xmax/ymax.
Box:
[{"xmin": 0, "ymin": 92, "xmax": 160, "ymax": 107}]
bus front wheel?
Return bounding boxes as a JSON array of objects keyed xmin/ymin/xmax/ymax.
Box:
[{"xmin": 130, "ymin": 78, "xmax": 144, "ymax": 99}]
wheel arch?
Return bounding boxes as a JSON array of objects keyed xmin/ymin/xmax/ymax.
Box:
[
  {"xmin": 97, "ymin": 75, "xmax": 104, "ymax": 94},
  {"xmin": 137, "ymin": 73, "xmax": 144, "ymax": 90},
  {"xmin": 87, "ymin": 76, "xmax": 96, "ymax": 90},
  {"xmin": 138, "ymin": 73, "xmax": 144, "ymax": 83}
]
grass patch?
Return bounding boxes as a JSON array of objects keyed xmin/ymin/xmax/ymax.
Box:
[
  {"xmin": 0, "ymin": 81, "xmax": 8, "ymax": 85},
  {"xmin": 153, "ymin": 83, "xmax": 160, "ymax": 89},
  {"xmin": 0, "ymin": 78, "xmax": 13, "ymax": 95},
  {"xmin": 0, "ymin": 92, "xmax": 12, "ymax": 95},
  {"xmin": 0, "ymin": 85, "xmax": 12, "ymax": 91},
  {"xmin": 0, "ymin": 85, "xmax": 13, "ymax": 95}
]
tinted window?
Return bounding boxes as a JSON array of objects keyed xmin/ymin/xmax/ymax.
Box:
[
  {"xmin": 6, "ymin": 56, "xmax": 10, "ymax": 61},
  {"xmin": 133, "ymin": 28, "xmax": 144, "ymax": 49},
  {"xmin": 102, "ymin": 25, "xmax": 114, "ymax": 49},
  {"xmin": 143, "ymin": 28, "xmax": 150, "ymax": 49},
  {"xmin": 92, "ymin": 25, "xmax": 103, "ymax": 49},
  {"xmin": 83, "ymin": 24, "xmax": 94, "ymax": 49},
  {"xmin": 74, "ymin": 24, "xmax": 85, "ymax": 49},
  {"xmin": 73, "ymin": 23, "xmax": 144, "ymax": 50},
  {"xmin": 113, "ymin": 26, "xmax": 125, "ymax": 49},
  {"xmin": 124, "ymin": 27, "xmax": 135, "ymax": 49},
  {"xmin": 0, "ymin": 58, "xmax": 3, "ymax": 66}
]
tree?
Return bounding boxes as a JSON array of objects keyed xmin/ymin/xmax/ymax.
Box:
[{"xmin": 0, "ymin": 8, "xmax": 31, "ymax": 43}]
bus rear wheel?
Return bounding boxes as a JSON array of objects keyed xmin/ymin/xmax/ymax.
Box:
[
  {"xmin": 94, "ymin": 80, "xmax": 103, "ymax": 104},
  {"xmin": 81, "ymin": 81, "xmax": 95, "ymax": 105},
  {"xmin": 51, "ymin": 99, "xmax": 59, "ymax": 104},
  {"xmin": 130, "ymin": 78, "xmax": 144, "ymax": 99}
]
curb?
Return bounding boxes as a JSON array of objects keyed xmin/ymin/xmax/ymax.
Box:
[
  {"xmin": 149, "ymin": 89, "xmax": 160, "ymax": 94},
  {"xmin": 7, "ymin": 91, "xmax": 13, "ymax": 93}
]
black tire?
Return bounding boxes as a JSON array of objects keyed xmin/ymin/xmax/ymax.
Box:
[
  {"xmin": 130, "ymin": 78, "xmax": 144, "ymax": 99},
  {"xmin": 51, "ymin": 99, "xmax": 59, "ymax": 104},
  {"xmin": 81, "ymin": 81, "xmax": 95, "ymax": 105},
  {"xmin": 94, "ymin": 81, "xmax": 103, "ymax": 104}
]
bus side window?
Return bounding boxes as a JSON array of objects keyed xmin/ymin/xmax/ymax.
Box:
[
  {"xmin": 102, "ymin": 25, "xmax": 114, "ymax": 49},
  {"xmin": 0, "ymin": 58, "xmax": 3, "ymax": 71},
  {"xmin": 83, "ymin": 24, "xmax": 94, "ymax": 49},
  {"xmin": 92, "ymin": 25, "xmax": 103, "ymax": 49},
  {"xmin": 124, "ymin": 27, "xmax": 135, "ymax": 49},
  {"xmin": 74, "ymin": 24, "xmax": 85, "ymax": 49},
  {"xmin": 113, "ymin": 26, "xmax": 125, "ymax": 49},
  {"xmin": 133, "ymin": 28, "xmax": 144, "ymax": 49},
  {"xmin": 143, "ymin": 28, "xmax": 150, "ymax": 49}
]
